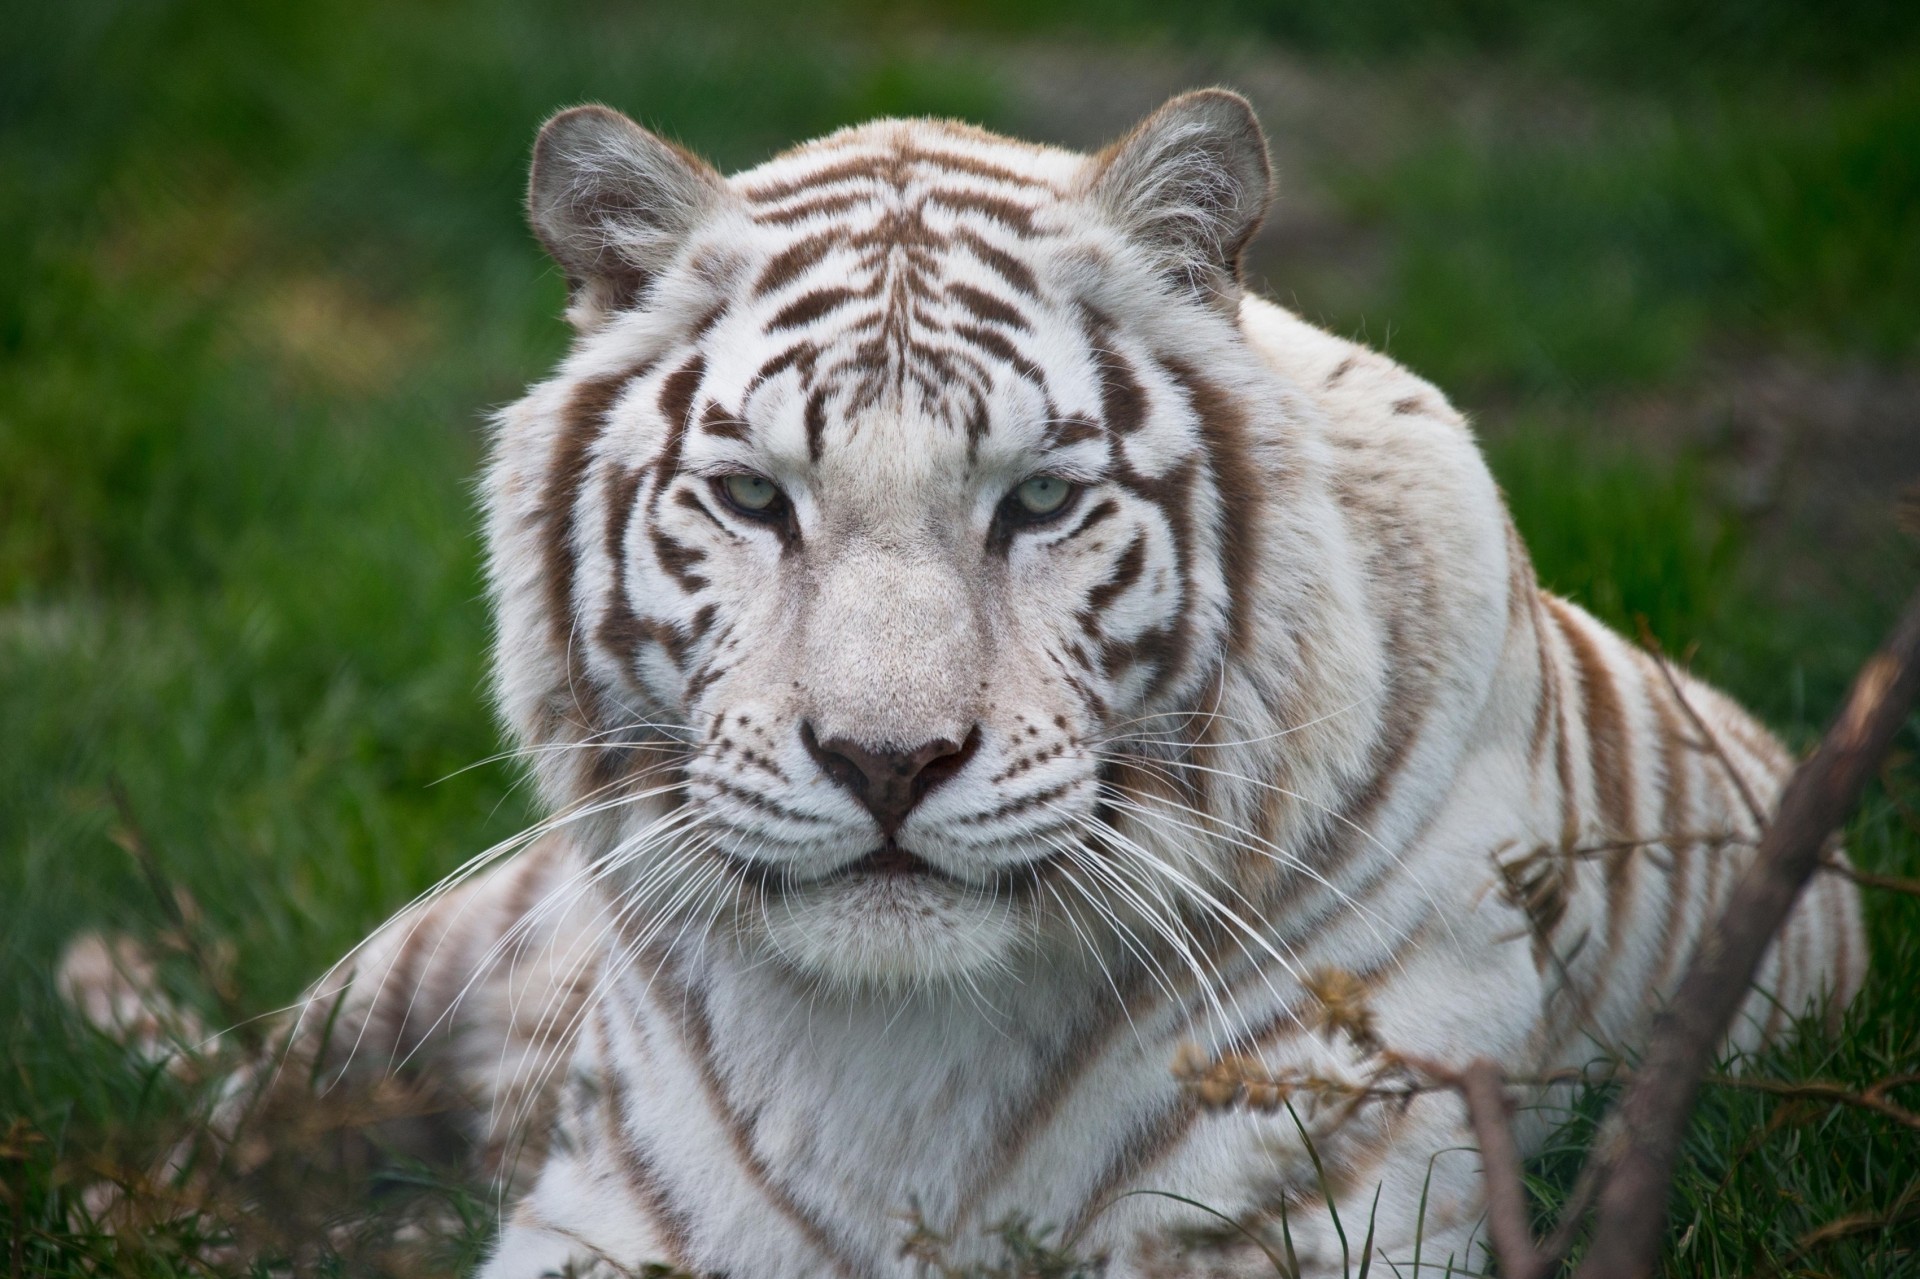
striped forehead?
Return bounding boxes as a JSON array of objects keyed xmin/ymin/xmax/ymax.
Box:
[
  {"xmin": 635, "ymin": 122, "xmax": 1207, "ymax": 482},
  {"xmin": 692, "ymin": 127, "xmax": 1078, "ymax": 450}
]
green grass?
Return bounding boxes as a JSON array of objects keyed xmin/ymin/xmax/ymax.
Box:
[{"xmin": 3, "ymin": 1, "xmax": 1916, "ymax": 1274}]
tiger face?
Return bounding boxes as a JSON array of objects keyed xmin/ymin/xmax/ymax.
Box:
[{"xmin": 487, "ymin": 93, "xmax": 1305, "ymax": 989}]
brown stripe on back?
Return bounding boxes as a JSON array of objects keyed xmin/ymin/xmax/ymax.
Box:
[
  {"xmin": 1823, "ymin": 857, "xmax": 1854, "ymax": 1014},
  {"xmin": 1545, "ymin": 598, "xmax": 1639, "ymax": 840},
  {"xmin": 379, "ymin": 895, "xmax": 444, "ymax": 1063},
  {"xmin": 1542, "ymin": 600, "xmax": 1584, "ymax": 850},
  {"xmin": 1544, "ymin": 599, "xmax": 1647, "ymax": 1039},
  {"xmin": 1523, "ymin": 592, "xmax": 1563, "ymax": 786},
  {"xmin": 1645, "ymin": 658, "xmax": 1697, "ymax": 995}
]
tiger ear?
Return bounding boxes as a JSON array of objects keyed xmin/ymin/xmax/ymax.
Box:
[
  {"xmin": 1086, "ymin": 89, "xmax": 1272, "ymax": 311},
  {"xmin": 528, "ymin": 105, "xmax": 727, "ymax": 325}
]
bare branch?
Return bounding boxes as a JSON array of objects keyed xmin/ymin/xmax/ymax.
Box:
[{"xmin": 1454, "ymin": 1059, "xmax": 1551, "ymax": 1279}]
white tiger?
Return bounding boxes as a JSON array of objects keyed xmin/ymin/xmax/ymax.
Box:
[{"xmin": 67, "ymin": 90, "xmax": 1866, "ymax": 1277}]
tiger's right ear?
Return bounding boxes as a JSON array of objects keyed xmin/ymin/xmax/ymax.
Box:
[
  {"xmin": 1085, "ymin": 90, "xmax": 1271, "ymax": 312},
  {"xmin": 528, "ymin": 105, "xmax": 727, "ymax": 326}
]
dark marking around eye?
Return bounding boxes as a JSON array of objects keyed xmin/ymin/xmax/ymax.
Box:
[
  {"xmin": 673, "ymin": 486, "xmax": 734, "ymax": 535},
  {"xmin": 1063, "ymin": 498, "xmax": 1118, "ymax": 540},
  {"xmin": 1086, "ymin": 533, "xmax": 1146, "ymax": 616},
  {"xmin": 650, "ymin": 529, "xmax": 708, "ymax": 591}
]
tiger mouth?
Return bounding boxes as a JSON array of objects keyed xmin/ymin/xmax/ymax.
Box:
[{"xmin": 726, "ymin": 839, "xmax": 1060, "ymax": 896}]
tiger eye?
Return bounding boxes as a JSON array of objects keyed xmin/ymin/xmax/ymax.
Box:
[
  {"xmin": 722, "ymin": 474, "xmax": 781, "ymax": 512},
  {"xmin": 1014, "ymin": 475, "xmax": 1074, "ymax": 517}
]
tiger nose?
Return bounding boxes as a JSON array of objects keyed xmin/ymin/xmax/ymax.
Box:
[{"xmin": 801, "ymin": 723, "xmax": 981, "ymax": 835}]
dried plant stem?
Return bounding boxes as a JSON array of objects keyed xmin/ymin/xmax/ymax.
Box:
[
  {"xmin": 1638, "ymin": 618, "xmax": 1769, "ymax": 830},
  {"xmin": 105, "ymin": 777, "xmax": 248, "ymax": 1036},
  {"xmin": 1699, "ymin": 1072, "xmax": 1920, "ymax": 1133},
  {"xmin": 1819, "ymin": 853, "xmax": 1920, "ymax": 897}
]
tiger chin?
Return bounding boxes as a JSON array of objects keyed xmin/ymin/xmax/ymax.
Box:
[{"xmin": 64, "ymin": 91, "xmax": 1866, "ymax": 1277}]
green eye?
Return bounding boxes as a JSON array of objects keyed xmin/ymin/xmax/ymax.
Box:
[
  {"xmin": 721, "ymin": 473, "xmax": 781, "ymax": 513},
  {"xmin": 1014, "ymin": 475, "xmax": 1075, "ymax": 517}
]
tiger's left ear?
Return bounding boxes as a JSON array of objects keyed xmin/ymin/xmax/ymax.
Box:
[
  {"xmin": 528, "ymin": 104, "xmax": 729, "ymax": 327},
  {"xmin": 1086, "ymin": 89, "xmax": 1272, "ymax": 311}
]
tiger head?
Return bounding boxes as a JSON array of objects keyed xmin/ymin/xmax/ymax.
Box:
[{"xmin": 485, "ymin": 92, "xmax": 1382, "ymax": 991}]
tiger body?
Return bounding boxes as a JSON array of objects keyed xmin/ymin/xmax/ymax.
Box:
[{"xmin": 70, "ymin": 93, "xmax": 1866, "ymax": 1276}]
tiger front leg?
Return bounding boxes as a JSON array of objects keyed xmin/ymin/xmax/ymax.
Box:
[{"xmin": 479, "ymin": 1030, "xmax": 688, "ymax": 1279}]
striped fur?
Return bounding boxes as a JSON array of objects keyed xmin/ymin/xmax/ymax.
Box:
[{"xmin": 67, "ymin": 92, "xmax": 1865, "ymax": 1276}]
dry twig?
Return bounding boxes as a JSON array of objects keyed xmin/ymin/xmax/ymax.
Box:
[{"xmin": 1637, "ymin": 618, "xmax": 1768, "ymax": 830}]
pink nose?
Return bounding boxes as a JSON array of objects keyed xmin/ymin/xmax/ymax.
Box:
[{"xmin": 801, "ymin": 724, "xmax": 981, "ymax": 835}]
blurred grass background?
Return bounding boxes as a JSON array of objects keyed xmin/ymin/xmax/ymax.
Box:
[{"xmin": 2, "ymin": 0, "xmax": 1916, "ymax": 1273}]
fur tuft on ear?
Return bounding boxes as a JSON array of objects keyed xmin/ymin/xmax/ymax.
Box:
[
  {"xmin": 527, "ymin": 105, "xmax": 726, "ymax": 326},
  {"xmin": 1085, "ymin": 89, "xmax": 1273, "ymax": 310}
]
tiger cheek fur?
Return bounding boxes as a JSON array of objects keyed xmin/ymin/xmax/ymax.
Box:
[{"xmin": 78, "ymin": 92, "xmax": 1858, "ymax": 1279}]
